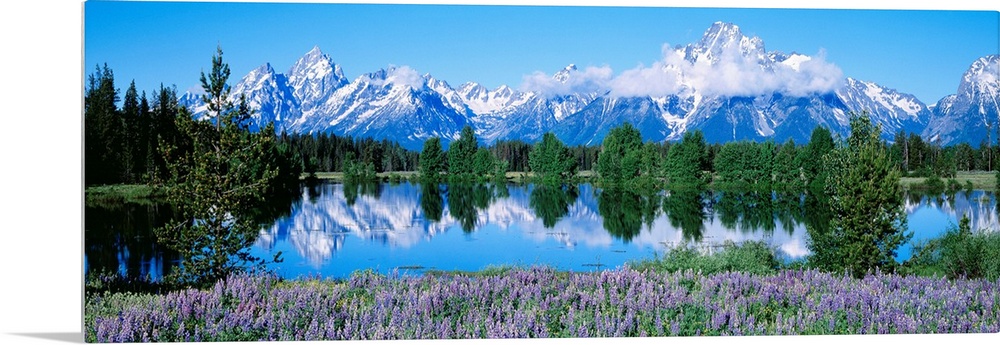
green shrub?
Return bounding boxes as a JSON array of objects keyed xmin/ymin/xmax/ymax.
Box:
[
  {"xmin": 923, "ymin": 174, "xmax": 945, "ymax": 192},
  {"xmin": 629, "ymin": 240, "xmax": 778, "ymax": 275},
  {"xmin": 905, "ymin": 215, "xmax": 1000, "ymax": 280},
  {"xmin": 946, "ymin": 178, "xmax": 962, "ymax": 192}
]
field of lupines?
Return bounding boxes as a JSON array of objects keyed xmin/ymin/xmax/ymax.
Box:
[{"xmin": 85, "ymin": 267, "xmax": 1000, "ymax": 342}]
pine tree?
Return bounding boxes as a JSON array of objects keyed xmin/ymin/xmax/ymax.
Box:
[
  {"xmin": 448, "ymin": 126, "xmax": 478, "ymax": 176},
  {"xmin": 528, "ymin": 132, "xmax": 576, "ymax": 183},
  {"xmin": 664, "ymin": 130, "xmax": 708, "ymax": 189},
  {"xmin": 84, "ymin": 64, "xmax": 122, "ymax": 185},
  {"xmin": 772, "ymin": 139, "xmax": 802, "ymax": 190},
  {"xmin": 799, "ymin": 126, "xmax": 835, "ymax": 191},
  {"xmin": 156, "ymin": 46, "xmax": 293, "ymax": 287},
  {"xmin": 120, "ymin": 80, "xmax": 141, "ymax": 183},
  {"xmin": 149, "ymin": 84, "xmax": 183, "ymax": 183},
  {"xmin": 807, "ymin": 113, "xmax": 911, "ymax": 277},
  {"xmin": 419, "ymin": 137, "xmax": 446, "ymax": 180},
  {"xmin": 596, "ymin": 123, "xmax": 643, "ymax": 183},
  {"xmin": 137, "ymin": 91, "xmax": 151, "ymax": 182},
  {"xmin": 471, "ymin": 148, "xmax": 498, "ymax": 180}
]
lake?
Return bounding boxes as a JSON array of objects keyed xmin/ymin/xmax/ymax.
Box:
[{"xmin": 84, "ymin": 182, "xmax": 999, "ymax": 280}]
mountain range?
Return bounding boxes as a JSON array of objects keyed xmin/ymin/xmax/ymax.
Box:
[{"xmin": 180, "ymin": 22, "xmax": 1000, "ymax": 150}]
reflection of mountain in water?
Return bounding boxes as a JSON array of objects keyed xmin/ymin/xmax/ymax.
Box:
[
  {"xmin": 259, "ymin": 184, "xmax": 773, "ymax": 265},
  {"xmin": 257, "ymin": 183, "xmax": 447, "ymax": 267},
  {"xmin": 88, "ymin": 183, "xmax": 998, "ymax": 280},
  {"xmin": 255, "ymin": 183, "xmax": 998, "ymax": 267},
  {"xmin": 904, "ymin": 190, "xmax": 998, "ymax": 232}
]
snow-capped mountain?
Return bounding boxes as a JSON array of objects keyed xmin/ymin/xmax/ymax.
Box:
[
  {"xmin": 294, "ymin": 67, "xmax": 475, "ymax": 149},
  {"xmin": 923, "ymin": 55, "xmax": 1000, "ymax": 146},
  {"xmin": 178, "ymin": 23, "xmax": 992, "ymax": 150},
  {"xmin": 286, "ymin": 46, "xmax": 349, "ymax": 117},
  {"xmin": 229, "ymin": 63, "xmax": 300, "ymax": 131},
  {"xmin": 549, "ymin": 22, "xmax": 931, "ymax": 145}
]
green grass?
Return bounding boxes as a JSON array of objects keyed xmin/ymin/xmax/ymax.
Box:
[
  {"xmin": 302, "ymin": 171, "xmax": 420, "ymax": 182},
  {"xmin": 899, "ymin": 171, "xmax": 995, "ymax": 191},
  {"xmin": 85, "ymin": 184, "xmax": 168, "ymax": 205},
  {"xmin": 627, "ymin": 240, "xmax": 781, "ymax": 275}
]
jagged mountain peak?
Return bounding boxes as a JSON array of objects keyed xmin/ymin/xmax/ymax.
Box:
[
  {"xmin": 923, "ymin": 54, "xmax": 1000, "ymax": 146},
  {"xmin": 553, "ymin": 64, "xmax": 578, "ymax": 83},
  {"xmin": 289, "ymin": 46, "xmax": 343, "ymax": 76},
  {"xmin": 305, "ymin": 45, "xmax": 324, "ymax": 57},
  {"xmin": 687, "ymin": 21, "xmax": 766, "ymax": 65},
  {"xmin": 700, "ymin": 21, "xmax": 743, "ymax": 44},
  {"xmin": 174, "ymin": 22, "xmax": 993, "ymax": 152},
  {"xmin": 958, "ymin": 54, "xmax": 999, "ymax": 98},
  {"xmin": 249, "ymin": 62, "xmax": 275, "ymax": 75}
]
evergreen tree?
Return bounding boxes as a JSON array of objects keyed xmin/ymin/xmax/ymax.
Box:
[
  {"xmin": 772, "ymin": 139, "xmax": 802, "ymax": 190},
  {"xmin": 120, "ymin": 80, "xmax": 141, "ymax": 183},
  {"xmin": 84, "ymin": 64, "xmax": 122, "ymax": 186},
  {"xmin": 149, "ymin": 84, "xmax": 184, "ymax": 183},
  {"xmin": 596, "ymin": 123, "xmax": 643, "ymax": 183},
  {"xmin": 448, "ymin": 126, "xmax": 478, "ymax": 176},
  {"xmin": 471, "ymin": 148, "xmax": 498, "ymax": 179},
  {"xmin": 419, "ymin": 137, "xmax": 446, "ymax": 180},
  {"xmin": 156, "ymin": 47, "xmax": 293, "ymax": 287},
  {"xmin": 343, "ymin": 151, "xmax": 375, "ymax": 181},
  {"xmin": 807, "ymin": 113, "xmax": 911, "ymax": 277},
  {"xmin": 664, "ymin": 130, "xmax": 708, "ymax": 189},
  {"xmin": 713, "ymin": 141, "xmax": 774, "ymax": 189},
  {"xmin": 799, "ymin": 126, "xmax": 835, "ymax": 191},
  {"xmin": 906, "ymin": 133, "xmax": 927, "ymax": 175},
  {"xmin": 137, "ymin": 91, "xmax": 152, "ymax": 182},
  {"xmin": 638, "ymin": 142, "xmax": 663, "ymax": 179},
  {"xmin": 528, "ymin": 132, "xmax": 576, "ymax": 183}
]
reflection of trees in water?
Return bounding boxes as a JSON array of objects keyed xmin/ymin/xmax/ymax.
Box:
[
  {"xmin": 244, "ymin": 191, "xmax": 299, "ymax": 229},
  {"xmin": 420, "ymin": 183, "xmax": 444, "ymax": 223},
  {"xmin": 715, "ymin": 190, "xmax": 777, "ymax": 233},
  {"xmin": 529, "ymin": 184, "xmax": 580, "ymax": 228},
  {"xmin": 803, "ymin": 190, "xmax": 831, "ymax": 236},
  {"xmin": 445, "ymin": 183, "xmax": 508, "ymax": 232},
  {"xmin": 306, "ymin": 180, "xmax": 322, "ymax": 203},
  {"xmin": 906, "ymin": 190, "xmax": 999, "ymax": 233},
  {"xmin": 711, "ymin": 190, "xmax": 808, "ymax": 235},
  {"xmin": 85, "ymin": 202, "xmax": 181, "ymax": 280},
  {"xmin": 86, "ymin": 188, "xmax": 301, "ymax": 282},
  {"xmin": 773, "ymin": 192, "xmax": 805, "ymax": 235},
  {"xmin": 662, "ymin": 189, "xmax": 710, "ymax": 242},
  {"xmin": 343, "ymin": 181, "xmax": 382, "ymax": 206},
  {"xmin": 597, "ymin": 188, "xmax": 662, "ymax": 243}
]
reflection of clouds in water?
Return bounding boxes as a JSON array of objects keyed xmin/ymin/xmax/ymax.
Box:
[
  {"xmin": 257, "ymin": 184, "xmax": 451, "ymax": 266},
  {"xmin": 482, "ymin": 187, "xmax": 813, "ymax": 259},
  {"xmin": 905, "ymin": 191, "xmax": 998, "ymax": 233},
  {"xmin": 288, "ymin": 229, "xmax": 345, "ymax": 268},
  {"xmin": 257, "ymin": 184, "xmax": 997, "ymax": 269}
]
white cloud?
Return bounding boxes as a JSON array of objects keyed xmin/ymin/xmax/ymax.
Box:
[
  {"xmin": 385, "ymin": 65, "xmax": 426, "ymax": 90},
  {"xmin": 522, "ymin": 42, "xmax": 844, "ymax": 99},
  {"xmin": 519, "ymin": 65, "xmax": 613, "ymax": 97}
]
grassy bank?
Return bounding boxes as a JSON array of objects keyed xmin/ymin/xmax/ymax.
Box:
[
  {"xmin": 304, "ymin": 170, "xmax": 996, "ymax": 190},
  {"xmin": 302, "ymin": 171, "xmax": 421, "ymax": 182},
  {"xmin": 85, "ymin": 184, "xmax": 168, "ymax": 205},
  {"xmin": 899, "ymin": 171, "xmax": 995, "ymax": 191}
]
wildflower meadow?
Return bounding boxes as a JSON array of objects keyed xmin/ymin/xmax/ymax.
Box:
[{"xmin": 85, "ymin": 267, "xmax": 1000, "ymax": 342}]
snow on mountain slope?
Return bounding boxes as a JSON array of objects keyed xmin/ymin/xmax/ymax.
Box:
[
  {"xmin": 175, "ymin": 24, "xmax": 990, "ymax": 150},
  {"xmin": 923, "ymin": 55, "xmax": 1000, "ymax": 146}
]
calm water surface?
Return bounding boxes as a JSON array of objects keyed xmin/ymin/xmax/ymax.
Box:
[{"xmin": 84, "ymin": 182, "xmax": 999, "ymax": 280}]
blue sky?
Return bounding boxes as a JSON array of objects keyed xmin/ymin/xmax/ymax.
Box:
[{"xmin": 85, "ymin": 2, "xmax": 998, "ymax": 104}]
